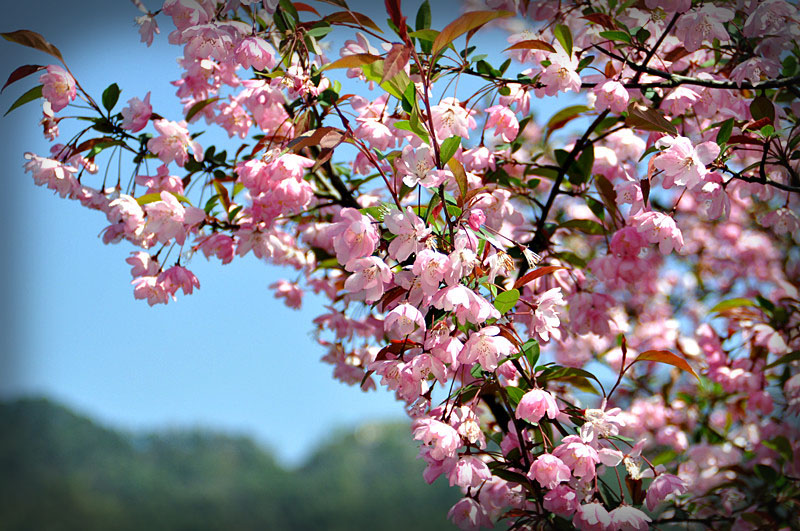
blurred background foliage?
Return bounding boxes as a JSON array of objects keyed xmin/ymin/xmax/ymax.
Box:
[{"xmin": 0, "ymin": 398, "xmax": 460, "ymax": 530}]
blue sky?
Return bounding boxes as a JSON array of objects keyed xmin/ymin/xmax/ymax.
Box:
[{"xmin": 0, "ymin": 0, "xmax": 582, "ymax": 463}]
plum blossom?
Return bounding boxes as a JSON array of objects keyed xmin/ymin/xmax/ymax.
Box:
[
  {"xmin": 516, "ymin": 388, "xmax": 559, "ymax": 423},
  {"xmin": 40, "ymin": 65, "xmax": 76, "ymax": 112},
  {"xmin": 121, "ymin": 92, "xmax": 152, "ymax": 132},
  {"xmin": 147, "ymin": 119, "xmax": 203, "ymax": 167}
]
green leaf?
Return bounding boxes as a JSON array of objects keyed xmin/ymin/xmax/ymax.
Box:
[
  {"xmin": 504, "ymin": 386, "xmax": 525, "ymax": 406},
  {"xmin": 305, "ymin": 23, "xmax": 333, "ymax": 38},
  {"xmin": 361, "ymin": 60, "xmax": 411, "ymax": 101},
  {"xmin": 408, "ymin": 29, "xmax": 439, "ymax": 41},
  {"xmin": 716, "ymin": 117, "xmax": 733, "ymax": 146},
  {"xmin": 553, "ymin": 24, "xmax": 573, "ymax": 55},
  {"xmin": 415, "ymin": 0, "xmax": 431, "ymax": 30},
  {"xmin": 321, "ymin": 53, "xmax": 381, "ymax": 71},
  {"xmin": 560, "ymin": 219, "xmax": 605, "ymax": 235},
  {"xmin": 599, "ymin": 30, "xmax": 631, "ymax": 43},
  {"xmin": 762, "ymin": 436, "xmax": 793, "ymax": 461},
  {"xmin": 750, "ymin": 95, "xmax": 775, "ymax": 123},
  {"xmin": 101, "ymin": 83, "xmax": 120, "ymax": 112},
  {"xmin": 431, "ymin": 10, "xmax": 514, "ymax": 56},
  {"xmin": 522, "ymin": 339, "xmax": 540, "ymax": 368},
  {"xmin": 185, "ymin": 97, "xmax": 219, "ymax": 122},
  {"xmin": 4, "ymin": 84, "xmax": 42, "ymax": 116},
  {"xmin": 765, "ymin": 350, "xmax": 800, "ymax": 369},
  {"xmin": 494, "ymin": 288, "xmax": 520, "ymax": 314},
  {"xmin": 439, "ymin": 136, "xmax": 461, "ymax": 165},
  {"xmin": 136, "ymin": 192, "xmax": 191, "ymax": 206},
  {"xmin": 709, "ymin": 298, "xmax": 757, "ymax": 313}
]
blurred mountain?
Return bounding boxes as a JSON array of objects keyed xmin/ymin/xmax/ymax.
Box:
[{"xmin": 0, "ymin": 397, "xmax": 459, "ymax": 530}]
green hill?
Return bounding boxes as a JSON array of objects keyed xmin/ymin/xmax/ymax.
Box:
[{"xmin": 0, "ymin": 398, "xmax": 459, "ymax": 530}]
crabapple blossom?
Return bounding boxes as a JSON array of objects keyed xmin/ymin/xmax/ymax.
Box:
[
  {"xmin": 329, "ymin": 208, "xmax": 379, "ymax": 269},
  {"xmin": 39, "ymin": 65, "xmax": 76, "ymax": 112},
  {"xmin": 343, "ymin": 256, "xmax": 392, "ymax": 303},
  {"xmin": 573, "ymin": 503, "xmax": 612, "ymax": 531},
  {"xmin": 646, "ymin": 473, "xmax": 688, "ymax": 511},
  {"xmin": 449, "ymin": 455, "xmax": 492, "ymax": 488},
  {"xmin": 269, "ymin": 279, "xmax": 303, "ymax": 309},
  {"xmin": 543, "ymin": 485, "xmax": 579, "ymax": 516},
  {"xmin": 147, "ymin": 119, "xmax": 203, "ymax": 167},
  {"xmin": 539, "ymin": 46, "xmax": 581, "ymax": 96},
  {"xmin": 516, "ymin": 388, "xmax": 559, "ymax": 424},
  {"xmin": 653, "ymin": 136, "xmax": 719, "ymax": 190},
  {"xmin": 593, "ymin": 81, "xmax": 629, "ymax": 114},
  {"xmin": 459, "ymin": 326, "xmax": 516, "ymax": 371},
  {"xmin": 384, "ymin": 303, "xmax": 426, "ymax": 339},
  {"xmin": 121, "ymin": 92, "xmax": 152, "ymax": 132},
  {"xmin": 527, "ymin": 453, "xmax": 571, "ymax": 489}
]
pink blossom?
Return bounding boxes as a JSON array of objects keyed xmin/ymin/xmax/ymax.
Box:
[
  {"xmin": 614, "ymin": 173, "xmax": 645, "ymax": 215},
  {"xmin": 653, "ymin": 136, "xmax": 719, "ymax": 190},
  {"xmin": 449, "ymin": 456, "xmax": 492, "ymax": 488},
  {"xmin": 144, "ymin": 191, "xmax": 205, "ymax": 245},
  {"xmin": 135, "ymin": 13, "xmax": 160, "ymax": 46},
  {"xmin": 121, "ymin": 92, "xmax": 152, "ymax": 132},
  {"xmin": 699, "ymin": 175, "xmax": 730, "ymax": 221},
  {"xmin": 39, "ymin": 65, "xmax": 76, "ymax": 112},
  {"xmin": 126, "ymin": 251, "xmax": 159, "ymax": 278},
  {"xmin": 644, "ymin": 0, "xmax": 690, "ymax": 13},
  {"xmin": 528, "ymin": 453, "xmax": 571, "ymax": 489},
  {"xmin": 447, "ymin": 497, "xmax": 491, "ymax": 530},
  {"xmin": 520, "ymin": 287, "xmax": 564, "ymax": 342},
  {"xmin": 631, "ymin": 211, "xmax": 684, "ymax": 254},
  {"xmin": 593, "ymin": 81, "xmax": 629, "ymax": 114},
  {"xmin": 431, "ymin": 97, "xmax": 476, "ymax": 139},
  {"xmin": 269, "ymin": 279, "xmax": 303, "ymax": 309},
  {"xmin": 539, "ymin": 46, "xmax": 581, "ymax": 96},
  {"xmin": 412, "ymin": 249, "xmax": 450, "ymax": 296},
  {"xmin": 107, "ymin": 194, "xmax": 146, "ymax": 238},
  {"xmin": 157, "ymin": 265, "xmax": 200, "ymax": 296},
  {"xmin": 329, "ymin": 208, "xmax": 379, "ymax": 269},
  {"xmin": 396, "ymin": 144, "xmax": 438, "ymax": 188},
  {"xmin": 343, "ymin": 256, "xmax": 392, "ymax": 303},
  {"xmin": 459, "ymin": 326, "xmax": 516, "ymax": 372},
  {"xmin": 646, "ymin": 473, "xmax": 688, "ymax": 511},
  {"xmin": 661, "ymin": 87, "xmax": 701, "ymax": 116},
  {"xmin": 432, "ymin": 285, "xmax": 500, "ymax": 325},
  {"xmin": 196, "ymin": 233, "xmax": 235, "ymax": 264},
  {"xmin": 730, "ymin": 57, "xmax": 781, "ymax": 87},
  {"xmin": 543, "ymin": 485, "xmax": 579, "ymax": 516},
  {"xmin": 467, "ymin": 209, "xmax": 486, "ymax": 230},
  {"xmin": 573, "ymin": 503, "xmax": 611, "ymax": 531},
  {"xmin": 743, "ymin": 0, "xmax": 799, "ymax": 39},
  {"xmin": 485, "ymin": 105, "xmax": 519, "ymax": 142},
  {"xmin": 23, "ymin": 152, "xmax": 78, "ymax": 198},
  {"xmin": 384, "ymin": 303, "xmax": 426, "ymax": 339},
  {"xmin": 674, "ymin": 5, "xmax": 734, "ymax": 52},
  {"xmin": 568, "ymin": 291, "xmax": 617, "ymax": 337},
  {"xmin": 384, "ymin": 206, "xmax": 430, "ymax": 261},
  {"xmin": 412, "ymin": 418, "xmax": 461, "ymax": 460},
  {"xmin": 131, "ymin": 276, "xmax": 170, "ymax": 306},
  {"xmin": 553, "ymin": 435, "xmax": 600, "ymax": 479},
  {"xmin": 608, "ymin": 505, "xmax": 651, "ymax": 531},
  {"xmin": 759, "ymin": 208, "xmax": 800, "ymax": 239},
  {"xmin": 235, "ymin": 36, "xmax": 276, "ymax": 71},
  {"xmin": 147, "ymin": 119, "xmax": 203, "ymax": 167},
  {"xmin": 516, "ymin": 387, "xmax": 559, "ymax": 423}
]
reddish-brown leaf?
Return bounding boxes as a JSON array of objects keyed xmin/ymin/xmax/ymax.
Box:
[
  {"xmin": 1, "ymin": 30, "xmax": 64, "ymax": 62},
  {"xmin": 2, "ymin": 64, "xmax": 44, "ymax": 92},
  {"xmin": 385, "ymin": 0, "xmax": 408, "ymax": 41},
  {"xmin": 324, "ymin": 11, "xmax": 383, "ymax": 33},
  {"xmin": 728, "ymin": 134, "xmax": 764, "ymax": 146},
  {"xmin": 432, "ymin": 10, "xmax": 514, "ymax": 56},
  {"xmin": 743, "ymin": 117, "xmax": 772, "ymax": 131},
  {"xmin": 625, "ymin": 103, "xmax": 678, "ymax": 135},
  {"xmin": 604, "ymin": 61, "xmax": 617, "ymax": 79},
  {"xmin": 581, "ymin": 12, "xmax": 617, "ymax": 30},
  {"xmin": 664, "ymin": 46, "xmax": 689, "ymax": 63},
  {"xmin": 633, "ymin": 350, "xmax": 700, "ymax": 380},
  {"xmin": 287, "ymin": 126, "xmax": 344, "ymax": 153},
  {"xmin": 293, "ymin": 1, "xmax": 320, "ymax": 15},
  {"xmin": 513, "ymin": 266, "xmax": 566, "ymax": 289},
  {"xmin": 503, "ymin": 39, "xmax": 556, "ymax": 53},
  {"xmin": 381, "ymin": 43, "xmax": 410, "ymax": 84}
]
